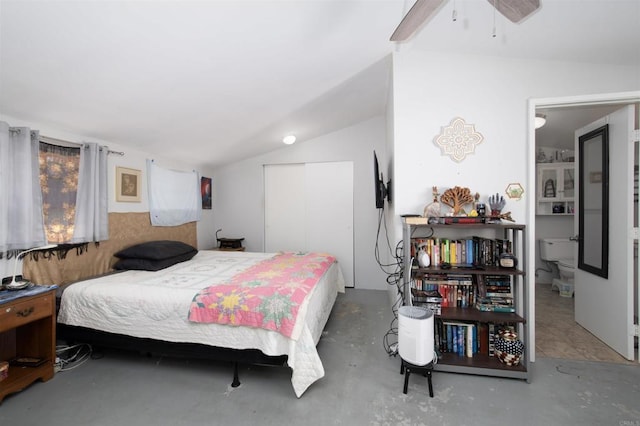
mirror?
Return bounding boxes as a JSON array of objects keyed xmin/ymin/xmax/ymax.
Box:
[{"xmin": 578, "ymin": 124, "xmax": 609, "ymax": 278}]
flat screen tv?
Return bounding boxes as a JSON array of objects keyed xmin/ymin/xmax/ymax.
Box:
[{"xmin": 373, "ymin": 150, "xmax": 391, "ymax": 209}]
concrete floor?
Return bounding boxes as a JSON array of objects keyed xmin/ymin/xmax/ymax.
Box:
[{"xmin": 1, "ymin": 288, "xmax": 639, "ymax": 426}]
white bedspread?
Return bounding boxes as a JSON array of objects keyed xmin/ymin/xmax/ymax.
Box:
[{"xmin": 58, "ymin": 250, "xmax": 345, "ymax": 397}]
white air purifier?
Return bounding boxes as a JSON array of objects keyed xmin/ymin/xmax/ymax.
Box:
[{"xmin": 398, "ymin": 306, "xmax": 434, "ymax": 366}]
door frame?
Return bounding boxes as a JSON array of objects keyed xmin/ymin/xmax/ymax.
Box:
[{"xmin": 527, "ymin": 91, "xmax": 640, "ymax": 363}]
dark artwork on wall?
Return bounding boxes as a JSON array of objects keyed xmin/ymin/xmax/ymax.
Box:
[{"xmin": 201, "ymin": 177, "xmax": 212, "ymax": 210}]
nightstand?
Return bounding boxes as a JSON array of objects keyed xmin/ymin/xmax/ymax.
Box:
[
  {"xmin": 216, "ymin": 237, "xmax": 245, "ymax": 251},
  {"xmin": 210, "ymin": 247, "xmax": 246, "ymax": 251},
  {"xmin": 0, "ymin": 288, "xmax": 56, "ymax": 402}
]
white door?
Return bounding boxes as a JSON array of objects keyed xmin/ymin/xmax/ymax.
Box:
[
  {"xmin": 305, "ymin": 162, "xmax": 354, "ymax": 287},
  {"xmin": 264, "ymin": 162, "xmax": 354, "ymax": 287},
  {"xmin": 574, "ymin": 105, "xmax": 635, "ymax": 360},
  {"xmin": 264, "ymin": 164, "xmax": 306, "ymax": 252}
]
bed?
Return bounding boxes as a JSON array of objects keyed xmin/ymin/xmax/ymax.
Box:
[{"xmin": 23, "ymin": 213, "xmax": 345, "ymax": 397}]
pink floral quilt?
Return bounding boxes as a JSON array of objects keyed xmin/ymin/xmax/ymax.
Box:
[{"xmin": 188, "ymin": 252, "xmax": 336, "ymax": 339}]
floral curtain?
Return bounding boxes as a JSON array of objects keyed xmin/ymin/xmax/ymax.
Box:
[{"xmin": 39, "ymin": 142, "xmax": 80, "ymax": 243}]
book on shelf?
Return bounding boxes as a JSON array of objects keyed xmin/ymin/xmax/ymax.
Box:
[
  {"xmin": 485, "ymin": 283, "xmax": 513, "ymax": 297},
  {"xmin": 466, "ymin": 323, "xmax": 474, "ymax": 358},
  {"xmin": 404, "ymin": 216, "xmax": 484, "ymax": 225},
  {"xmin": 411, "ymin": 288, "xmax": 443, "ymax": 315},
  {"xmin": 470, "ymin": 236, "xmax": 513, "ymax": 267},
  {"xmin": 442, "ymin": 216, "xmax": 485, "ymax": 224},
  {"xmin": 418, "ymin": 273, "xmax": 515, "ymax": 310},
  {"xmin": 440, "ymin": 321, "xmax": 477, "ymax": 358},
  {"xmin": 404, "ymin": 216, "xmax": 430, "ymax": 225},
  {"xmin": 417, "ymin": 302, "xmax": 442, "ymax": 315},
  {"xmin": 475, "ymin": 296, "xmax": 515, "ymax": 313},
  {"xmin": 414, "ymin": 273, "xmax": 475, "ymax": 308},
  {"xmin": 485, "ymin": 289, "xmax": 513, "ymax": 297},
  {"xmin": 411, "ymin": 235, "xmax": 516, "ymax": 269},
  {"xmin": 435, "ymin": 320, "xmax": 520, "ymax": 359},
  {"xmin": 411, "ymin": 288, "xmax": 443, "ymax": 302},
  {"xmin": 484, "ymin": 274, "xmax": 512, "ymax": 283},
  {"xmin": 488, "ymin": 323, "xmax": 496, "ymax": 356},
  {"xmin": 477, "ymin": 323, "xmax": 489, "ymax": 355},
  {"xmin": 476, "ymin": 274, "xmax": 513, "ymax": 298}
]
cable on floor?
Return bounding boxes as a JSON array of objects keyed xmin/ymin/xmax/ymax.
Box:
[
  {"xmin": 375, "ymin": 205, "xmax": 405, "ymax": 357},
  {"xmin": 55, "ymin": 343, "xmax": 93, "ymax": 372}
]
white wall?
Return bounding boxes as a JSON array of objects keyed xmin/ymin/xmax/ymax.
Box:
[
  {"xmin": 211, "ymin": 116, "xmax": 390, "ymax": 290},
  {"xmin": 0, "ymin": 113, "xmax": 216, "ymax": 278},
  {"xmin": 392, "ymin": 51, "xmax": 639, "ymax": 221},
  {"xmin": 391, "ymin": 49, "xmax": 640, "ymax": 361}
]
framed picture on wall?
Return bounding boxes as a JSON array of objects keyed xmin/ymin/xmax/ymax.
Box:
[
  {"xmin": 116, "ymin": 166, "xmax": 142, "ymax": 202},
  {"xmin": 201, "ymin": 176, "xmax": 212, "ymax": 209}
]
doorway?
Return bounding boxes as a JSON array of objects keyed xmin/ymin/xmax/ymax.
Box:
[{"xmin": 529, "ymin": 92, "xmax": 640, "ymax": 364}]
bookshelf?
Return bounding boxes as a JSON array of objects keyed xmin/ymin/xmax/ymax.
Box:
[{"xmin": 401, "ymin": 218, "xmax": 529, "ymax": 381}]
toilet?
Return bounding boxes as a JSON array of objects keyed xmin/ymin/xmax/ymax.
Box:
[{"xmin": 540, "ymin": 238, "xmax": 575, "ymax": 297}]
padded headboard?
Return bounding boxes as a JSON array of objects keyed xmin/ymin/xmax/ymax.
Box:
[{"xmin": 23, "ymin": 212, "xmax": 197, "ymax": 285}]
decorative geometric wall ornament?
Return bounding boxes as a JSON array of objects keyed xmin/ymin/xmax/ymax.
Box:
[
  {"xmin": 433, "ymin": 117, "xmax": 484, "ymax": 162},
  {"xmin": 505, "ymin": 183, "xmax": 525, "ymax": 200}
]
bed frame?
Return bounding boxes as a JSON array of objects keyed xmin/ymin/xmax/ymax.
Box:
[
  {"xmin": 26, "ymin": 212, "xmax": 288, "ymax": 387},
  {"xmin": 57, "ymin": 323, "xmax": 288, "ymax": 387}
]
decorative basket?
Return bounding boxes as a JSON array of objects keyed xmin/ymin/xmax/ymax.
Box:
[
  {"xmin": 494, "ymin": 329, "xmax": 524, "ymax": 366},
  {"xmin": 494, "ymin": 349, "xmax": 521, "ymax": 366},
  {"xmin": 0, "ymin": 361, "xmax": 8, "ymax": 382}
]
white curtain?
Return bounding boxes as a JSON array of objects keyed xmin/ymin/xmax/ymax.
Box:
[
  {"xmin": 0, "ymin": 121, "xmax": 47, "ymax": 251},
  {"xmin": 72, "ymin": 142, "xmax": 109, "ymax": 242},
  {"xmin": 147, "ymin": 159, "xmax": 201, "ymax": 226}
]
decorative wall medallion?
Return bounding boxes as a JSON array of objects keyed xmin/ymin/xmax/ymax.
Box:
[
  {"xmin": 505, "ymin": 183, "xmax": 524, "ymax": 200},
  {"xmin": 433, "ymin": 117, "xmax": 484, "ymax": 162}
]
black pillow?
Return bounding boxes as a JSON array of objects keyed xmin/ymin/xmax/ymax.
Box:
[
  {"xmin": 113, "ymin": 249, "xmax": 198, "ymax": 271},
  {"xmin": 114, "ymin": 240, "xmax": 197, "ymax": 260}
]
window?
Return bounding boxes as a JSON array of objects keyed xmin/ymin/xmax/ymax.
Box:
[
  {"xmin": 1, "ymin": 123, "xmax": 107, "ymax": 256},
  {"xmin": 38, "ymin": 142, "xmax": 80, "ymax": 243}
]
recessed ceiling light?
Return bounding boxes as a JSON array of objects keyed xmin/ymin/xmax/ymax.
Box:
[{"xmin": 282, "ymin": 135, "xmax": 296, "ymax": 145}]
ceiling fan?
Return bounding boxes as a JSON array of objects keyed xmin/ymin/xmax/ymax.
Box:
[{"xmin": 390, "ymin": 0, "xmax": 540, "ymax": 42}]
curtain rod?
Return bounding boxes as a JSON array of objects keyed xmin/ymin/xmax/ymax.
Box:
[{"xmin": 39, "ymin": 135, "xmax": 124, "ymax": 156}]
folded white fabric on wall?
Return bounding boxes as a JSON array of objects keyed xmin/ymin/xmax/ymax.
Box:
[{"xmin": 147, "ymin": 159, "xmax": 201, "ymax": 226}]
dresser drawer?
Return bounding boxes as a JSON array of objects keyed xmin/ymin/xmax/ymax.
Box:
[{"xmin": 0, "ymin": 293, "xmax": 53, "ymax": 332}]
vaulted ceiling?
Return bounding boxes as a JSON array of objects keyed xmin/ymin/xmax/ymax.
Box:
[{"xmin": 1, "ymin": 1, "xmax": 638, "ymax": 169}]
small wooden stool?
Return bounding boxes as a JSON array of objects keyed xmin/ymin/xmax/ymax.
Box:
[{"xmin": 400, "ymin": 358, "xmax": 434, "ymax": 397}]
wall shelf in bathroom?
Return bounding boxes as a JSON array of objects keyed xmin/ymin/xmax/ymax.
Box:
[{"xmin": 536, "ymin": 162, "xmax": 575, "ymax": 216}]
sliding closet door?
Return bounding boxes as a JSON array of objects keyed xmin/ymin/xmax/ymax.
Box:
[
  {"xmin": 306, "ymin": 162, "xmax": 354, "ymax": 287},
  {"xmin": 264, "ymin": 164, "xmax": 306, "ymax": 252},
  {"xmin": 264, "ymin": 162, "xmax": 354, "ymax": 287}
]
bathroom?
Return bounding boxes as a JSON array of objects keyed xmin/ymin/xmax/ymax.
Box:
[
  {"xmin": 534, "ymin": 104, "xmax": 623, "ymax": 296},
  {"xmin": 534, "ymin": 144, "xmax": 576, "ymax": 297},
  {"xmin": 534, "ymin": 103, "xmax": 639, "ymax": 363},
  {"xmin": 534, "ymin": 107, "xmax": 580, "ymax": 297}
]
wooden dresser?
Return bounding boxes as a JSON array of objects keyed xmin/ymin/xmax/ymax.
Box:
[{"xmin": 0, "ymin": 288, "xmax": 56, "ymax": 402}]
